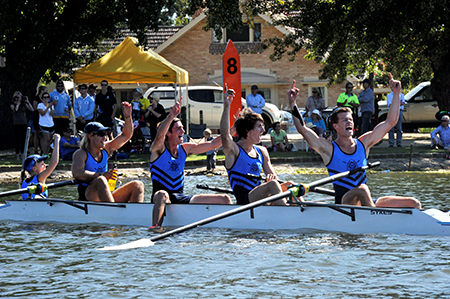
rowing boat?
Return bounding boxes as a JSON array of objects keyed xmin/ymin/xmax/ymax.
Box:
[{"xmin": 1, "ymin": 199, "xmax": 450, "ymax": 236}]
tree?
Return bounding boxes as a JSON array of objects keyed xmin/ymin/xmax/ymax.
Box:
[
  {"xmin": 0, "ymin": 0, "xmax": 172, "ymax": 148},
  {"xmin": 254, "ymin": 0, "xmax": 450, "ymax": 112}
]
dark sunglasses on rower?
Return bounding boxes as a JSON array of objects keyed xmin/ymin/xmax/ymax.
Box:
[{"xmin": 92, "ymin": 131, "xmax": 108, "ymax": 137}]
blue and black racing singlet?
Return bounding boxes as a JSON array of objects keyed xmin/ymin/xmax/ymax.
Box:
[
  {"xmin": 79, "ymin": 148, "xmax": 108, "ymax": 187},
  {"xmin": 227, "ymin": 144, "xmax": 263, "ymax": 205},
  {"xmin": 326, "ymin": 139, "xmax": 367, "ymax": 204},
  {"xmin": 21, "ymin": 175, "xmax": 48, "ymax": 200},
  {"xmin": 150, "ymin": 144, "xmax": 187, "ymax": 197}
]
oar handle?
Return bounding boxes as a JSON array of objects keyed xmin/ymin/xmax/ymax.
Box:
[
  {"xmin": 289, "ymin": 162, "xmax": 380, "ymax": 197},
  {"xmin": 0, "ymin": 180, "xmax": 82, "ymax": 198}
]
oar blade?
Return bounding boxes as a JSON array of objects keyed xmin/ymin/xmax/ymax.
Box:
[{"xmin": 98, "ymin": 238, "xmax": 155, "ymax": 251}]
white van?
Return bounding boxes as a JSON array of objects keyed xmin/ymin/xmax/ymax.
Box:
[{"xmin": 144, "ymin": 85, "xmax": 281, "ymax": 133}]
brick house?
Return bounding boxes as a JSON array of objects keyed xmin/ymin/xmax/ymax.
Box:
[{"xmin": 152, "ymin": 12, "xmax": 346, "ymax": 110}]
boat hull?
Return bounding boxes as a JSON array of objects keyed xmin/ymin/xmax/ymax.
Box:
[{"xmin": 1, "ymin": 199, "xmax": 450, "ymax": 236}]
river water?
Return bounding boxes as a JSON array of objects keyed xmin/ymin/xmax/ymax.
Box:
[{"xmin": 1, "ymin": 172, "xmax": 450, "ymax": 298}]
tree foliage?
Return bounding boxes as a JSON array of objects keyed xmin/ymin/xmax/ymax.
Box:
[
  {"xmin": 253, "ymin": 0, "xmax": 450, "ymax": 110},
  {"xmin": 0, "ymin": 0, "xmax": 172, "ymax": 147}
]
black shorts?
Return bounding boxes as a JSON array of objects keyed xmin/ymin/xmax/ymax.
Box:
[
  {"xmin": 77, "ymin": 184, "xmax": 88, "ymax": 201},
  {"xmin": 151, "ymin": 191, "xmax": 192, "ymax": 204}
]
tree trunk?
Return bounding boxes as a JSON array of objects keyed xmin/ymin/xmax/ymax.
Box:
[{"xmin": 431, "ymin": 51, "xmax": 450, "ymax": 113}]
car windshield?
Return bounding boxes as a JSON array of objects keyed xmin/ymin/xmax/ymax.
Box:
[{"xmin": 405, "ymin": 82, "xmax": 430, "ymax": 101}]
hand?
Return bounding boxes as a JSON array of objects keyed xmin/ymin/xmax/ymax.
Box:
[
  {"xmin": 53, "ymin": 133, "xmax": 61, "ymax": 143},
  {"xmin": 389, "ymin": 72, "xmax": 401, "ymax": 94},
  {"xmin": 287, "ymin": 80, "xmax": 299, "ymax": 108},
  {"xmin": 101, "ymin": 169, "xmax": 117, "ymax": 181},
  {"xmin": 223, "ymin": 84, "xmax": 235, "ymax": 108},
  {"xmin": 122, "ymin": 101, "xmax": 132, "ymax": 118},
  {"xmin": 266, "ymin": 173, "xmax": 278, "ymax": 182},
  {"xmin": 169, "ymin": 97, "xmax": 181, "ymax": 118}
]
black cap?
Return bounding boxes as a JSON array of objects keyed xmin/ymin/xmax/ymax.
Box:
[
  {"xmin": 84, "ymin": 122, "xmax": 111, "ymax": 134},
  {"xmin": 88, "ymin": 84, "xmax": 97, "ymax": 89},
  {"xmin": 251, "ymin": 85, "xmax": 258, "ymax": 90}
]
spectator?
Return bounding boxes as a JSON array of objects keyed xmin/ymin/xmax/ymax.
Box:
[
  {"xmin": 37, "ymin": 92, "xmax": 55, "ymax": 155},
  {"xmin": 304, "ymin": 109, "xmax": 327, "ymax": 137},
  {"xmin": 131, "ymin": 93, "xmax": 143, "ymax": 121},
  {"xmin": 337, "ymin": 82, "xmax": 360, "ymax": 133},
  {"xmin": 10, "ymin": 91, "xmax": 33, "ymax": 160},
  {"xmin": 50, "ymin": 79, "xmax": 72, "ymax": 135},
  {"xmin": 270, "ymin": 121, "xmax": 292, "ymax": 152},
  {"xmin": 74, "ymin": 84, "xmax": 95, "ymax": 133},
  {"xmin": 95, "ymin": 80, "xmax": 117, "ymax": 128},
  {"xmin": 32, "ymin": 86, "xmax": 47, "ymax": 154},
  {"xmin": 305, "ymin": 87, "xmax": 325, "ymax": 117},
  {"xmin": 145, "ymin": 94, "xmax": 166, "ymax": 142},
  {"xmin": 60, "ymin": 127, "xmax": 80, "ymax": 160},
  {"xmin": 203, "ymin": 128, "xmax": 217, "ymax": 172},
  {"xmin": 431, "ymin": 115, "xmax": 450, "ymax": 158},
  {"xmin": 358, "ymin": 79, "xmax": 375, "ymax": 136},
  {"xmin": 88, "ymin": 84, "xmax": 97, "ymax": 98},
  {"xmin": 246, "ymin": 85, "xmax": 265, "ymax": 115},
  {"xmin": 387, "ymin": 91, "xmax": 406, "ymax": 147},
  {"xmin": 20, "ymin": 134, "xmax": 60, "ymax": 200}
]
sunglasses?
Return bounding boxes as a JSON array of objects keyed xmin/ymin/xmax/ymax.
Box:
[
  {"xmin": 43, "ymin": 96, "xmax": 50, "ymax": 99},
  {"xmin": 92, "ymin": 131, "xmax": 108, "ymax": 137},
  {"xmin": 101, "ymin": 83, "xmax": 108, "ymax": 86}
]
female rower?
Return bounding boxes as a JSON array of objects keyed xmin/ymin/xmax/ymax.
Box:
[{"xmin": 20, "ymin": 134, "xmax": 60, "ymax": 200}]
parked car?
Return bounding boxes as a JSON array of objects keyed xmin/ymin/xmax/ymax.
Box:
[
  {"xmin": 144, "ymin": 85, "xmax": 281, "ymax": 133},
  {"xmin": 377, "ymin": 82, "xmax": 440, "ymax": 131}
]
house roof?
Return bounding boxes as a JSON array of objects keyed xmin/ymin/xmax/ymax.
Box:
[{"xmin": 98, "ymin": 26, "xmax": 184, "ymax": 55}]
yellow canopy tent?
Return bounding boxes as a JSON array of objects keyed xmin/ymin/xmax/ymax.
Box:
[
  {"xmin": 73, "ymin": 36, "xmax": 190, "ymax": 133},
  {"xmin": 73, "ymin": 36, "xmax": 189, "ymax": 84}
]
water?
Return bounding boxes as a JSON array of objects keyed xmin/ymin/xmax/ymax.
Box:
[{"xmin": 1, "ymin": 172, "xmax": 450, "ymax": 298}]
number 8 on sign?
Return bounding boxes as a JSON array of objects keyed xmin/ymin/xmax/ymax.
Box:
[{"xmin": 223, "ymin": 40, "xmax": 242, "ymax": 127}]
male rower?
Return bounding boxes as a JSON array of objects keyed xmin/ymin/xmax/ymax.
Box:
[
  {"xmin": 150, "ymin": 99, "xmax": 232, "ymax": 227},
  {"xmin": 221, "ymin": 87, "xmax": 298, "ymax": 205},
  {"xmin": 288, "ymin": 74, "xmax": 421, "ymax": 208},
  {"xmin": 72, "ymin": 102, "xmax": 144, "ymax": 203}
]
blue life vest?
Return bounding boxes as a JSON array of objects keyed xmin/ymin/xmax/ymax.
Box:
[
  {"xmin": 79, "ymin": 148, "xmax": 108, "ymax": 187},
  {"xmin": 21, "ymin": 175, "xmax": 48, "ymax": 200},
  {"xmin": 227, "ymin": 144, "xmax": 263, "ymax": 205},
  {"xmin": 326, "ymin": 139, "xmax": 367, "ymax": 203},
  {"xmin": 150, "ymin": 144, "xmax": 186, "ymax": 195}
]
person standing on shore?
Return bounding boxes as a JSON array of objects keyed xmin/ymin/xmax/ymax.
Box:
[
  {"xmin": 387, "ymin": 90, "xmax": 406, "ymax": 147},
  {"xmin": 50, "ymin": 80, "xmax": 72, "ymax": 136},
  {"xmin": 288, "ymin": 74, "xmax": 420, "ymax": 208}
]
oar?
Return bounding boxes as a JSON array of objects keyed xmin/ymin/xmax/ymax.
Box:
[
  {"xmin": 97, "ymin": 162, "xmax": 379, "ymax": 251},
  {"xmin": 245, "ymin": 173, "xmax": 336, "ymax": 196},
  {"xmin": 0, "ymin": 179, "xmax": 81, "ymax": 198},
  {"xmin": 196, "ymin": 184, "xmax": 234, "ymax": 194}
]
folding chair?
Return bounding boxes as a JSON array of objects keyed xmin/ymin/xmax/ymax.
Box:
[{"xmin": 188, "ymin": 123, "xmax": 207, "ymax": 144}]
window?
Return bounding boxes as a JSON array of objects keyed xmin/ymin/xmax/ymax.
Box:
[
  {"xmin": 258, "ymin": 88, "xmax": 271, "ymax": 101},
  {"xmin": 150, "ymin": 91, "xmax": 175, "ymax": 101},
  {"xmin": 188, "ymin": 90, "xmax": 215, "ymax": 103},
  {"xmin": 215, "ymin": 23, "xmax": 262, "ymax": 43}
]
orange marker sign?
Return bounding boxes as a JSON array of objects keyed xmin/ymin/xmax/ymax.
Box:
[{"xmin": 223, "ymin": 40, "xmax": 242, "ymax": 127}]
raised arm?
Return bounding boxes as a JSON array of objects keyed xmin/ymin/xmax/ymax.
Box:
[
  {"xmin": 38, "ymin": 134, "xmax": 60, "ymax": 183},
  {"xmin": 288, "ymin": 81, "xmax": 331, "ymax": 155},
  {"xmin": 104, "ymin": 102, "xmax": 133, "ymax": 153},
  {"xmin": 220, "ymin": 86, "xmax": 240, "ymax": 168},
  {"xmin": 360, "ymin": 73, "xmax": 401, "ymax": 148},
  {"xmin": 150, "ymin": 97, "xmax": 181, "ymax": 159}
]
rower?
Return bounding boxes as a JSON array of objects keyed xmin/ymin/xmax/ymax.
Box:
[
  {"xmin": 71, "ymin": 102, "xmax": 144, "ymax": 203},
  {"xmin": 288, "ymin": 75, "xmax": 421, "ymax": 209},
  {"xmin": 150, "ymin": 98, "xmax": 232, "ymax": 227},
  {"xmin": 220, "ymin": 87, "xmax": 301, "ymax": 205},
  {"xmin": 20, "ymin": 133, "xmax": 60, "ymax": 200}
]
